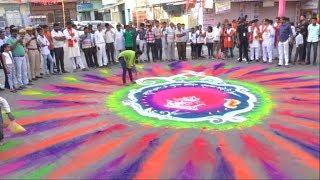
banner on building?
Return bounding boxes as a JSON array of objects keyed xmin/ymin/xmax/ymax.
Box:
[
  {"xmin": 263, "ymin": 0, "xmax": 274, "ymax": 7},
  {"xmin": 215, "ymin": 1, "xmax": 231, "ymax": 14},
  {"xmin": 204, "ymin": 0, "xmax": 214, "ymax": 9}
]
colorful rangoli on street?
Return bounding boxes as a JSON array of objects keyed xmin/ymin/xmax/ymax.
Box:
[
  {"xmin": 108, "ymin": 71, "xmax": 272, "ymax": 130},
  {"xmin": 0, "ymin": 61, "xmax": 319, "ymax": 179}
]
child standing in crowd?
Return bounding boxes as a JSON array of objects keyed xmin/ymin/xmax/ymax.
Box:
[
  {"xmin": 0, "ymin": 96, "xmax": 15, "ymax": 145},
  {"xmin": 206, "ymin": 26, "xmax": 214, "ymax": 59},
  {"xmin": 293, "ymin": 29, "xmax": 304, "ymax": 65},
  {"xmin": 1, "ymin": 44, "xmax": 19, "ymax": 92}
]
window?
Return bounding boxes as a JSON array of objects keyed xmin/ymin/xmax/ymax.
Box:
[
  {"xmin": 94, "ymin": 11, "xmax": 103, "ymax": 20},
  {"xmin": 81, "ymin": 11, "xmax": 91, "ymax": 21}
]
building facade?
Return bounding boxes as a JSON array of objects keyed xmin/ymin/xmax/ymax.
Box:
[
  {"xmin": 203, "ymin": 0, "xmax": 319, "ymax": 27},
  {"xmin": 77, "ymin": 0, "xmax": 103, "ymax": 21},
  {"xmin": 29, "ymin": 0, "xmax": 77, "ymax": 25},
  {"xmin": 100, "ymin": 0, "xmax": 136, "ymax": 25},
  {"xmin": 0, "ymin": 0, "xmax": 30, "ymax": 28}
]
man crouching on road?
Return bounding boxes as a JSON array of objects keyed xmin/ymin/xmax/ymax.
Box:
[{"xmin": 118, "ymin": 50, "xmax": 142, "ymax": 85}]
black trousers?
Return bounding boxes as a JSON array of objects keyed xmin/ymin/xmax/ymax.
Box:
[
  {"xmin": 176, "ymin": 42, "xmax": 186, "ymax": 60},
  {"xmin": 239, "ymin": 41, "xmax": 249, "ymax": 61},
  {"xmin": 91, "ymin": 46, "xmax": 99, "ymax": 67},
  {"xmin": 119, "ymin": 57, "xmax": 133, "ymax": 84},
  {"xmin": 289, "ymin": 43, "xmax": 293, "ymax": 63},
  {"xmin": 154, "ymin": 39, "xmax": 162, "ymax": 60},
  {"xmin": 197, "ymin": 43, "xmax": 204, "ymax": 57},
  {"xmin": 306, "ymin": 42, "xmax": 318, "ymax": 64},
  {"xmin": 83, "ymin": 48, "xmax": 94, "ymax": 68},
  {"xmin": 207, "ymin": 43, "xmax": 213, "ymax": 57},
  {"xmin": 106, "ymin": 43, "xmax": 115, "ymax": 63},
  {"xmin": 302, "ymin": 36, "xmax": 307, "ymax": 60},
  {"xmin": 0, "ymin": 109, "xmax": 3, "ymax": 141},
  {"xmin": 146, "ymin": 43, "xmax": 155, "ymax": 62},
  {"xmin": 294, "ymin": 45, "xmax": 304, "ymax": 63},
  {"xmin": 191, "ymin": 43, "xmax": 197, "ymax": 58},
  {"xmin": 54, "ymin": 47, "xmax": 65, "ymax": 72}
]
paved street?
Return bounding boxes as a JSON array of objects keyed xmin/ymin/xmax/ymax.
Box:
[{"xmin": 0, "ymin": 56, "xmax": 319, "ymax": 179}]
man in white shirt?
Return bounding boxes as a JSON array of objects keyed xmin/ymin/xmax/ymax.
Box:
[
  {"xmin": 260, "ymin": 19, "xmax": 275, "ymax": 63},
  {"xmin": 293, "ymin": 29, "xmax": 304, "ymax": 64},
  {"xmin": 165, "ymin": 23, "xmax": 176, "ymax": 61},
  {"xmin": 63, "ymin": 21, "xmax": 88, "ymax": 71},
  {"xmin": 105, "ymin": 23, "xmax": 116, "ymax": 64},
  {"xmin": 0, "ymin": 30, "xmax": 7, "ymax": 90},
  {"xmin": 248, "ymin": 20, "xmax": 261, "ymax": 62},
  {"xmin": 51, "ymin": 23, "xmax": 67, "ymax": 73},
  {"xmin": 153, "ymin": 20, "xmax": 162, "ymax": 61},
  {"xmin": 189, "ymin": 27, "xmax": 197, "ymax": 59},
  {"xmin": 94, "ymin": 24, "xmax": 108, "ymax": 67},
  {"xmin": 114, "ymin": 24, "xmax": 125, "ymax": 58},
  {"xmin": 212, "ymin": 23, "xmax": 221, "ymax": 57},
  {"xmin": 161, "ymin": 22, "xmax": 168, "ymax": 61},
  {"xmin": 306, "ymin": 17, "xmax": 320, "ymax": 65},
  {"xmin": 175, "ymin": 23, "xmax": 187, "ymax": 61},
  {"xmin": 37, "ymin": 28, "xmax": 54, "ymax": 75},
  {"xmin": 196, "ymin": 25, "xmax": 206, "ymax": 58},
  {"xmin": 0, "ymin": 96, "xmax": 15, "ymax": 145}
]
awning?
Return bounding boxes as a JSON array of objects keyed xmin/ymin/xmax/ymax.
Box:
[
  {"xmin": 148, "ymin": 0, "xmax": 185, "ymax": 5},
  {"xmin": 99, "ymin": 2, "xmax": 124, "ymax": 12}
]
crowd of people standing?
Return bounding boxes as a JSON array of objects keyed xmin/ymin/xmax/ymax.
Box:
[{"xmin": 0, "ymin": 15, "xmax": 319, "ymax": 93}]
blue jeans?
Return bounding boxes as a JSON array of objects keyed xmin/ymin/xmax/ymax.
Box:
[
  {"xmin": 6, "ymin": 64, "xmax": 17, "ymax": 90},
  {"xmin": 0, "ymin": 110, "xmax": 3, "ymax": 141},
  {"xmin": 14, "ymin": 56, "xmax": 29, "ymax": 86},
  {"xmin": 42, "ymin": 54, "xmax": 54, "ymax": 74},
  {"xmin": 119, "ymin": 57, "xmax": 133, "ymax": 84}
]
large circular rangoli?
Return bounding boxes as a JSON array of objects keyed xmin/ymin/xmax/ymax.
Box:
[{"xmin": 107, "ymin": 71, "xmax": 273, "ymax": 130}]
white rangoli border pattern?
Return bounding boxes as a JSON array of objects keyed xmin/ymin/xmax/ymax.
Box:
[{"xmin": 123, "ymin": 71, "xmax": 257, "ymax": 124}]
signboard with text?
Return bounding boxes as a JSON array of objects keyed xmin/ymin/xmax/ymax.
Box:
[
  {"xmin": 77, "ymin": 3, "xmax": 93, "ymax": 12},
  {"xmin": 215, "ymin": 1, "xmax": 231, "ymax": 14}
]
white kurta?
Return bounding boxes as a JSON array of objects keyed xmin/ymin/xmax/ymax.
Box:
[
  {"xmin": 115, "ymin": 29, "xmax": 125, "ymax": 51},
  {"xmin": 248, "ymin": 26, "xmax": 261, "ymax": 48},
  {"xmin": 63, "ymin": 28, "xmax": 81, "ymax": 58},
  {"xmin": 260, "ymin": 25, "xmax": 275, "ymax": 46}
]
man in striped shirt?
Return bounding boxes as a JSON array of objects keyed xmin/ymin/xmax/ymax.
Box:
[{"xmin": 145, "ymin": 24, "xmax": 156, "ymax": 62}]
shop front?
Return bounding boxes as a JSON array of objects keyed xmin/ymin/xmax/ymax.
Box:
[
  {"xmin": 77, "ymin": 0, "xmax": 103, "ymax": 21},
  {"xmin": 203, "ymin": 0, "xmax": 303, "ymax": 26},
  {"xmin": 29, "ymin": 0, "xmax": 77, "ymax": 25},
  {"xmin": 0, "ymin": 1, "xmax": 30, "ymax": 28}
]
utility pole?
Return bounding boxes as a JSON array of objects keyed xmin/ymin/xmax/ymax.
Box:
[{"xmin": 62, "ymin": 0, "xmax": 66, "ymax": 27}]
